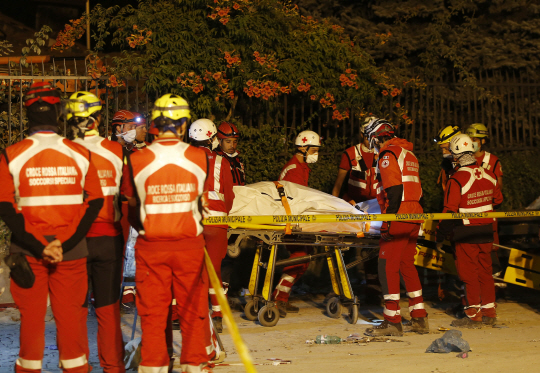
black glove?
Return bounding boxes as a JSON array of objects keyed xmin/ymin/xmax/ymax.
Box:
[{"xmin": 380, "ymin": 221, "xmax": 393, "ymax": 241}]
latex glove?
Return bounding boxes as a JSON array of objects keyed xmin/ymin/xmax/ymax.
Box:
[
  {"xmin": 380, "ymin": 221, "xmax": 393, "ymax": 241},
  {"xmin": 435, "ymin": 242, "xmax": 445, "ymax": 254}
]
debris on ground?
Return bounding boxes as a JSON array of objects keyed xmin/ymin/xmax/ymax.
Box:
[
  {"xmin": 456, "ymin": 352, "xmax": 468, "ymax": 358},
  {"xmin": 124, "ymin": 337, "xmax": 142, "ymax": 370},
  {"xmin": 426, "ymin": 330, "xmax": 471, "ymax": 353}
]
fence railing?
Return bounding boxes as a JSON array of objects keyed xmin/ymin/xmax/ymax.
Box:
[{"xmin": 1, "ymin": 59, "xmax": 539, "ymax": 152}]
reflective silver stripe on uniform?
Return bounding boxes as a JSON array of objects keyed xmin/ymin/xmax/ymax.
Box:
[
  {"xmin": 383, "ymin": 293, "xmax": 400, "ymax": 301},
  {"xmin": 408, "ymin": 303, "xmax": 425, "ymax": 312},
  {"xmin": 18, "ymin": 194, "xmax": 83, "ymax": 207},
  {"xmin": 206, "ymin": 344, "xmax": 215, "ymax": 355},
  {"xmin": 351, "ymin": 145, "xmax": 363, "ymax": 171},
  {"xmin": 181, "ymin": 363, "xmax": 208, "ymax": 373},
  {"xmin": 482, "ymin": 152, "xmax": 491, "ymax": 170},
  {"xmin": 282, "ymin": 274, "xmax": 295, "ymax": 283},
  {"xmin": 383, "ymin": 308, "xmax": 401, "ymax": 316},
  {"xmin": 139, "ymin": 365, "xmax": 169, "ymax": 373},
  {"xmin": 212, "ymin": 305, "xmax": 221, "ymax": 312},
  {"xmin": 145, "ymin": 201, "xmax": 197, "ymax": 215},
  {"xmin": 59, "ymin": 355, "xmax": 87, "ymax": 369},
  {"xmin": 402, "ymin": 175, "xmax": 419, "ymax": 183},
  {"xmin": 407, "ymin": 290, "xmax": 422, "ymax": 298},
  {"xmin": 213, "ymin": 155, "xmax": 223, "ymax": 198},
  {"xmin": 481, "ymin": 302, "xmax": 495, "ymax": 309},
  {"xmin": 348, "ymin": 180, "xmax": 367, "ymax": 188},
  {"xmin": 134, "ymin": 142, "xmax": 206, "ymax": 236},
  {"xmin": 101, "ymin": 186, "xmax": 118, "ymax": 196},
  {"xmin": 459, "ymin": 205, "xmax": 493, "ymax": 213},
  {"xmin": 276, "ymin": 285, "xmax": 292, "ymax": 293},
  {"xmin": 208, "ymin": 191, "xmax": 224, "ymax": 201},
  {"xmin": 207, "ymin": 210, "xmax": 227, "ymax": 217},
  {"xmin": 9, "ymin": 133, "xmax": 90, "ymax": 204},
  {"xmin": 16, "ymin": 358, "xmax": 42, "ymax": 370},
  {"xmin": 279, "ymin": 164, "xmax": 297, "ymax": 180}
]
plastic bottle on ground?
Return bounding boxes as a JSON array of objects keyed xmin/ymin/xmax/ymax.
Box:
[{"xmin": 315, "ymin": 335, "xmax": 342, "ymax": 344}]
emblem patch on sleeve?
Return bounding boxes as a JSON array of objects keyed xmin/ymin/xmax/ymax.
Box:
[{"xmin": 381, "ymin": 159, "xmax": 390, "ymax": 168}]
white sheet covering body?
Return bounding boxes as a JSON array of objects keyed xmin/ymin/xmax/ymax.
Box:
[{"xmin": 230, "ymin": 181, "xmax": 382, "ymax": 234}]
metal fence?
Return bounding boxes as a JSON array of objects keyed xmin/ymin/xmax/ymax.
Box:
[{"xmin": 1, "ymin": 59, "xmax": 539, "ymax": 151}]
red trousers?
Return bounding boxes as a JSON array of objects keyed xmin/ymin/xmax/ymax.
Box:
[
  {"xmin": 135, "ymin": 245, "xmax": 210, "ymax": 372},
  {"xmin": 203, "ymin": 226, "xmax": 228, "ymax": 318},
  {"xmin": 273, "ymin": 246, "xmax": 311, "ymax": 302},
  {"xmin": 378, "ymin": 222, "xmax": 426, "ymax": 323},
  {"xmin": 455, "ymin": 241, "xmax": 496, "ymax": 319},
  {"xmin": 11, "ymin": 257, "xmax": 89, "ymax": 373}
]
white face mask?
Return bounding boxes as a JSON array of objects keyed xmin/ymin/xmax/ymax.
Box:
[
  {"xmin": 212, "ymin": 137, "xmax": 219, "ymax": 150},
  {"xmin": 120, "ymin": 129, "xmax": 137, "ymax": 143},
  {"xmin": 472, "ymin": 142, "xmax": 479, "ymax": 152},
  {"xmin": 306, "ymin": 153, "xmax": 318, "ymax": 163},
  {"xmin": 443, "ymin": 153, "xmax": 454, "ymax": 159}
]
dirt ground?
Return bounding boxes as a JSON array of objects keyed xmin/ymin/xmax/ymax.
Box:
[
  {"xmin": 1, "ymin": 284, "xmax": 540, "ymax": 373},
  {"xmin": 213, "ymin": 288, "xmax": 540, "ymax": 373}
]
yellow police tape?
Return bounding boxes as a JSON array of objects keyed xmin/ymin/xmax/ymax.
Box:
[
  {"xmin": 203, "ymin": 210, "xmax": 540, "ymax": 226},
  {"xmin": 204, "ymin": 248, "xmax": 257, "ymax": 373}
]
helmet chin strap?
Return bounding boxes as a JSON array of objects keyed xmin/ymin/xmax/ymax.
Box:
[{"xmin": 296, "ymin": 147, "xmax": 309, "ymax": 162}]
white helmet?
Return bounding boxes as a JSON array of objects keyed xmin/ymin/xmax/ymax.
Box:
[
  {"xmin": 189, "ymin": 119, "xmax": 217, "ymax": 141},
  {"xmin": 295, "ymin": 130, "xmax": 321, "ymax": 147},
  {"xmin": 449, "ymin": 134, "xmax": 475, "ymax": 156}
]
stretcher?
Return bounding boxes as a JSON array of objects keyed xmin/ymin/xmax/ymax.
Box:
[{"xmin": 227, "ymin": 228, "xmax": 379, "ymax": 327}]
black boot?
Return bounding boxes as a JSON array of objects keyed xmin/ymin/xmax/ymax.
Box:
[
  {"xmin": 402, "ymin": 317, "xmax": 430, "ymax": 334},
  {"xmin": 213, "ymin": 317, "xmax": 223, "ymax": 333},
  {"xmin": 365, "ymin": 320, "xmax": 403, "ymax": 337},
  {"xmin": 451, "ymin": 317, "xmax": 483, "ymax": 329}
]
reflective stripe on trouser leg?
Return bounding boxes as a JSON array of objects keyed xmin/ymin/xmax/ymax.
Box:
[
  {"xmin": 398, "ymin": 223, "xmax": 427, "ymax": 318},
  {"xmin": 272, "ymin": 247, "xmax": 311, "ymax": 302},
  {"xmin": 138, "ymin": 366, "xmax": 168, "ymax": 373},
  {"xmin": 272, "ymin": 274, "xmax": 295, "ymax": 302},
  {"xmin": 464, "ymin": 305, "xmax": 482, "ymax": 320},
  {"xmin": 181, "ymin": 364, "xmax": 208, "ymax": 373},
  {"xmin": 481, "ymin": 302, "xmax": 497, "ymax": 318},
  {"xmin": 10, "ymin": 257, "xmax": 49, "ymax": 373},
  {"xmin": 209, "ymin": 287, "xmax": 223, "ymax": 317},
  {"xmin": 382, "ymin": 293, "xmax": 401, "ymax": 323}
]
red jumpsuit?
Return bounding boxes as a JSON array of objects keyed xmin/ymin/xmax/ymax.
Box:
[
  {"xmin": 200, "ymin": 147, "xmax": 234, "ymax": 319},
  {"xmin": 437, "ymin": 165, "xmax": 503, "ymax": 320},
  {"xmin": 376, "ymin": 138, "xmax": 427, "ymax": 323},
  {"xmin": 215, "ymin": 149, "xmax": 245, "ymax": 186},
  {"xmin": 0, "ymin": 131, "xmax": 104, "ymax": 373},
  {"xmin": 272, "ymin": 156, "xmax": 311, "ymax": 303},
  {"xmin": 74, "ymin": 133, "xmax": 125, "ymax": 373},
  {"xmin": 339, "ymin": 144, "xmax": 377, "ymax": 202},
  {"xmin": 122, "ymin": 137, "xmax": 211, "ymax": 372}
]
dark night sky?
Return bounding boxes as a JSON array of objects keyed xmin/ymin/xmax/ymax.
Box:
[{"xmin": 0, "ymin": 0, "xmax": 139, "ymax": 31}]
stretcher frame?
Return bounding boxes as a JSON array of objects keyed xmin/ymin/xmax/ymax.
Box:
[{"xmin": 227, "ymin": 228, "xmax": 379, "ymax": 327}]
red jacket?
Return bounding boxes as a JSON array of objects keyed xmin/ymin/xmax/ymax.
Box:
[
  {"xmin": 216, "ymin": 149, "xmax": 246, "ymax": 186},
  {"xmin": 475, "ymin": 151, "xmax": 502, "ymax": 179},
  {"xmin": 0, "ymin": 132, "xmax": 104, "ymax": 258},
  {"xmin": 339, "ymin": 144, "xmax": 377, "ymax": 202},
  {"xmin": 279, "ymin": 156, "xmax": 310, "ymax": 187},
  {"xmin": 122, "ymin": 138, "xmax": 209, "ymax": 250},
  {"xmin": 376, "ymin": 138, "xmax": 423, "ymax": 215},
  {"xmin": 74, "ymin": 135, "xmax": 124, "ymax": 237}
]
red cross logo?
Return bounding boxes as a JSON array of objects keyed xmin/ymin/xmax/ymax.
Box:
[
  {"xmin": 474, "ymin": 168, "xmax": 482, "ymax": 179},
  {"xmin": 207, "ymin": 131, "xmax": 213, "ymax": 137},
  {"xmin": 302, "ymin": 137, "xmax": 308, "ymax": 143},
  {"xmin": 464, "ymin": 142, "xmax": 468, "ymax": 146}
]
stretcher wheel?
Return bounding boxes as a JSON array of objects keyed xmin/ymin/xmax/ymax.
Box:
[
  {"xmin": 258, "ymin": 305, "xmax": 279, "ymax": 327},
  {"xmin": 244, "ymin": 300, "xmax": 259, "ymax": 321},
  {"xmin": 348, "ymin": 304, "xmax": 358, "ymax": 325},
  {"xmin": 326, "ymin": 297, "xmax": 342, "ymax": 319}
]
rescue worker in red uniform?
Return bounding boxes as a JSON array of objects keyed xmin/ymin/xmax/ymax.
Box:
[
  {"xmin": 466, "ymin": 123, "xmax": 506, "ymax": 300},
  {"xmin": 434, "ymin": 125, "xmax": 462, "ymax": 192},
  {"xmin": 216, "ymin": 122, "xmax": 245, "ymax": 186},
  {"xmin": 332, "ymin": 123, "xmax": 377, "ymax": 204},
  {"xmin": 331, "ymin": 121, "xmax": 380, "ymax": 304},
  {"xmin": 436, "ymin": 134, "xmax": 503, "ymax": 328},
  {"xmin": 113, "ymin": 110, "xmax": 149, "ymax": 156},
  {"xmin": 0, "ymin": 82, "xmax": 104, "ymax": 373},
  {"xmin": 363, "ymin": 118, "xmax": 429, "ymax": 337},
  {"xmin": 189, "ymin": 119, "xmax": 234, "ymax": 333},
  {"xmin": 122, "ymin": 94, "xmax": 213, "ymax": 373},
  {"xmin": 273, "ymin": 130, "xmax": 320, "ymax": 317},
  {"xmin": 67, "ymin": 91, "xmax": 125, "ymax": 373}
]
